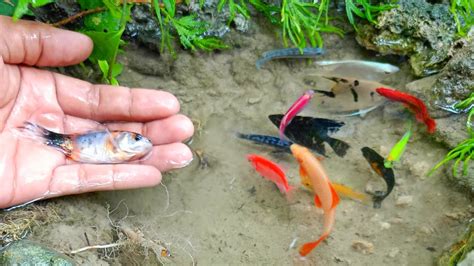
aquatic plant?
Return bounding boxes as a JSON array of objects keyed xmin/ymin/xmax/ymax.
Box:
[
  {"xmin": 430, "ymin": 93, "xmax": 474, "ymax": 177},
  {"xmin": 450, "ymin": 0, "xmax": 474, "ymax": 36}
]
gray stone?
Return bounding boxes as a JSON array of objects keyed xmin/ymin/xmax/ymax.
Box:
[
  {"xmin": 356, "ymin": 0, "xmax": 458, "ymax": 77},
  {"xmin": 0, "ymin": 240, "xmax": 75, "ymax": 266}
]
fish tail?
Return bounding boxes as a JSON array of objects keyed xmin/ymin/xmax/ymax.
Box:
[
  {"xmin": 325, "ymin": 137, "xmax": 350, "ymax": 157},
  {"xmin": 235, "ymin": 132, "xmax": 250, "ymax": 140},
  {"xmin": 425, "ymin": 117, "xmax": 436, "ymax": 133},
  {"xmin": 298, "ymin": 233, "xmax": 329, "ymax": 257},
  {"xmin": 19, "ymin": 122, "xmax": 72, "ymax": 155}
]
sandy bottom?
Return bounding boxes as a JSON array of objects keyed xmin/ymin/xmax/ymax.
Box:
[{"xmin": 23, "ymin": 23, "xmax": 473, "ymax": 265}]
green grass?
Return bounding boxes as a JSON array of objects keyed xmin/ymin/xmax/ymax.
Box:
[
  {"xmin": 450, "ymin": 0, "xmax": 474, "ymax": 36},
  {"xmin": 429, "ymin": 93, "xmax": 474, "ymax": 177}
]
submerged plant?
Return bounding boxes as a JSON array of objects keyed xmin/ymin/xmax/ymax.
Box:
[
  {"xmin": 450, "ymin": 0, "xmax": 474, "ymax": 36},
  {"xmin": 429, "ymin": 93, "xmax": 474, "ymax": 177}
]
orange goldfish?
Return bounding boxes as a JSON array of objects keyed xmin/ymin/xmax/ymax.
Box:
[
  {"xmin": 290, "ymin": 144, "xmax": 340, "ymax": 257},
  {"xmin": 247, "ymin": 154, "xmax": 294, "ymax": 194}
]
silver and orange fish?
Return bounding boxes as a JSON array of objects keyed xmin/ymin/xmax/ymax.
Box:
[{"xmin": 19, "ymin": 122, "xmax": 152, "ymax": 164}]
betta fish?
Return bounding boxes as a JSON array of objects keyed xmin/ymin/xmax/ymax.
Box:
[
  {"xmin": 18, "ymin": 122, "xmax": 153, "ymax": 164},
  {"xmin": 376, "ymin": 87, "xmax": 436, "ymax": 133},
  {"xmin": 269, "ymin": 114, "xmax": 350, "ymax": 157}
]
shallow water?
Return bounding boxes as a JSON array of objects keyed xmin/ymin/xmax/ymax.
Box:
[{"xmin": 32, "ymin": 25, "xmax": 472, "ymax": 265}]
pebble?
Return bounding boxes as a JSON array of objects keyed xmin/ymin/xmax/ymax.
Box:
[
  {"xmin": 396, "ymin": 195, "xmax": 413, "ymax": 207},
  {"xmin": 410, "ymin": 161, "xmax": 431, "ymax": 179},
  {"xmin": 419, "ymin": 225, "xmax": 435, "ymax": 234},
  {"xmin": 352, "ymin": 240, "xmax": 374, "ymax": 254},
  {"xmin": 247, "ymin": 97, "xmax": 262, "ymax": 105},
  {"xmin": 380, "ymin": 222, "xmax": 391, "ymax": 230},
  {"xmin": 388, "ymin": 247, "xmax": 400, "ymax": 258}
]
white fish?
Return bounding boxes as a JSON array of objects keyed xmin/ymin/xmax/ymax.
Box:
[{"xmin": 316, "ymin": 60, "xmax": 400, "ymax": 74}]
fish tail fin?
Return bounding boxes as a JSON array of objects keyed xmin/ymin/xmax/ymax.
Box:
[
  {"xmin": 298, "ymin": 233, "xmax": 329, "ymax": 257},
  {"xmin": 18, "ymin": 122, "xmax": 72, "ymax": 155},
  {"xmin": 425, "ymin": 118, "xmax": 436, "ymax": 133},
  {"xmin": 332, "ymin": 183, "xmax": 370, "ymax": 204},
  {"xmin": 325, "ymin": 137, "xmax": 350, "ymax": 157},
  {"xmin": 235, "ymin": 132, "xmax": 249, "ymax": 140}
]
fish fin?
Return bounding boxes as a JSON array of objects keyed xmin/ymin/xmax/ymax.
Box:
[
  {"xmin": 298, "ymin": 234, "xmax": 329, "ymax": 257},
  {"xmin": 17, "ymin": 122, "xmax": 72, "ymax": 156},
  {"xmin": 299, "ymin": 166, "xmax": 309, "ymax": 180},
  {"xmin": 313, "ymin": 90, "xmax": 335, "ymax": 98},
  {"xmin": 425, "ymin": 118, "xmax": 436, "ymax": 133},
  {"xmin": 313, "ymin": 194, "xmax": 323, "ymax": 208},
  {"xmin": 332, "ymin": 183, "xmax": 369, "ymax": 203},
  {"xmin": 325, "ymin": 137, "xmax": 350, "ymax": 157},
  {"xmin": 275, "ymin": 183, "xmax": 287, "ymax": 194},
  {"xmin": 328, "ymin": 183, "xmax": 340, "ymax": 208}
]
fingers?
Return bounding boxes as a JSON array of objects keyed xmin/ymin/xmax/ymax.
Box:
[
  {"xmin": 49, "ymin": 164, "xmax": 162, "ymax": 196},
  {"xmin": 54, "ymin": 73, "xmax": 180, "ymax": 122},
  {"xmin": 105, "ymin": 114, "xmax": 194, "ymax": 145},
  {"xmin": 141, "ymin": 143, "xmax": 194, "ymax": 172},
  {"xmin": 0, "ymin": 15, "xmax": 92, "ymax": 66},
  {"xmin": 59, "ymin": 113, "xmax": 194, "ymax": 146}
]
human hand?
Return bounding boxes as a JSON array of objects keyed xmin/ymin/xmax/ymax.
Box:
[{"xmin": 0, "ymin": 15, "xmax": 194, "ymax": 209}]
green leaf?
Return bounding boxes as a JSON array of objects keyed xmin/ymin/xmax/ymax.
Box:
[
  {"xmin": 82, "ymin": 29, "xmax": 123, "ymax": 63},
  {"xmin": 77, "ymin": 0, "xmax": 104, "ymax": 10},
  {"xmin": 30, "ymin": 0, "xmax": 53, "ymax": 8},
  {"xmin": 111, "ymin": 62, "xmax": 123, "ymax": 77},
  {"xmin": 98, "ymin": 60, "xmax": 109, "ymax": 76},
  {"xmin": 83, "ymin": 10, "xmax": 122, "ymax": 32},
  {"xmin": 0, "ymin": 0, "xmax": 17, "ymax": 16}
]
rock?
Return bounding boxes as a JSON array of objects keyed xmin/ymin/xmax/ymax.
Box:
[
  {"xmin": 395, "ymin": 195, "xmax": 413, "ymax": 207},
  {"xmin": 352, "ymin": 240, "xmax": 374, "ymax": 254},
  {"xmin": 437, "ymin": 222, "xmax": 474, "ymax": 265},
  {"xmin": 380, "ymin": 222, "xmax": 391, "ymax": 230},
  {"xmin": 356, "ymin": 0, "xmax": 458, "ymax": 77},
  {"xmin": 247, "ymin": 97, "xmax": 262, "ymax": 105},
  {"xmin": 459, "ymin": 250, "xmax": 474, "ymax": 266},
  {"xmin": 0, "ymin": 240, "xmax": 75, "ymax": 265},
  {"xmin": 388, "ymin": 247, "xmax": 400, "ymax": 258},
  {"xmin": 404, "ymin": 29, "xmax": 474, "ymax": 118}
]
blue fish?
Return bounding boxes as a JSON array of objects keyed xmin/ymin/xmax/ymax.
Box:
[{"xmin": 236, "ymin": 133, "xmax": 292, "ymax": 152}]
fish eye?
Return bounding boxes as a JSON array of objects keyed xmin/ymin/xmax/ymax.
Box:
[{"xmin": 134, "ymin": 134, "xmax": 142, "ymax": 141}]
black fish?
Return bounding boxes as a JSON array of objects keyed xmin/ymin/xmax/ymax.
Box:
[
  {"xmin": 268, "ymin": 114, "xmax": 350, "ymax": 157},
  {"xmin": 236, "ymin": 133, "xmax": 292, "ymax": 153},
  {"xmin": 361, "ymin": 147, "xmax": 395, "ymax": 208}
]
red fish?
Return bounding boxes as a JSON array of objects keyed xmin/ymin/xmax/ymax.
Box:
[
  {"xmin": 246, "ymin": 154, "xmax": 293, "ymax": 194},
  {"xmin": 376, "ymin": 87, "xmax": 436, "ymax": 133}
]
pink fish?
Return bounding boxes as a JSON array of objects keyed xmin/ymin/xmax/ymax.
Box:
[{"xmin": 279, "ymin": 90, "xmax": 315, "ymax": 140}]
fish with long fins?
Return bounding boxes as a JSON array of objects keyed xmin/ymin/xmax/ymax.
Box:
[
  {"xmin": 290, "ymin": 144, "xmax": 340, "ymax": 257},
  {"xmin": 376, "ymin": 87, "xmax": 436, "ymax": 133},
  {"xmin": 384, "ymin": 122, "xmax": 413, "ymax": 168}
]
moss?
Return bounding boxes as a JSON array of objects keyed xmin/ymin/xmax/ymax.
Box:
[
  {"xmin": 356, "ymin": 0, "xmax": 458, "ymax": 77},
  {"xmin": 437, "ymin": 222, "xmax": 474, "ymax": 266}
]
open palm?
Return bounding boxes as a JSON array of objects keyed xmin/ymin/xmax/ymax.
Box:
[{"xmin": 0, "ymin": 16, "xmax": 194, "ymax": 209}]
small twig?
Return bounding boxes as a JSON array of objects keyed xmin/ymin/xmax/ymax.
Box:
[
  {"xmin": 51, "ymin": 7, "xmax": 106, "ymax": 27},
  {"xmin": 50, "ymin": 0, "xmax": 184, "ymax": 27},
  {"xmin": 69, "ymin": 242, "xmax": 125, "ymax": 254}
]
